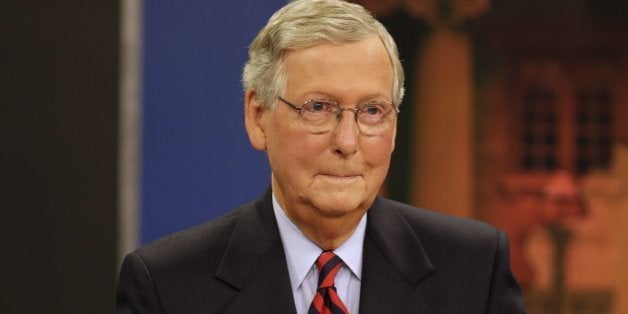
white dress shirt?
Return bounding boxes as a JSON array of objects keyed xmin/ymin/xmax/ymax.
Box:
[{"xmin": 272, "ymin": 194, "xmax": 366, "ymax": 314}]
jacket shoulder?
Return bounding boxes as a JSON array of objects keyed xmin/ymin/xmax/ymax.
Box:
[
  {"xmin": 376, "ymin": 197, "xmax": 502, "ymax": 256},
  {"xmin": 370, "ymin": 198, "xmax": 524, "ymax": 313},
  {"xmin": 133, "ymin": 201, "xmax": 252, "ymax": 271}
]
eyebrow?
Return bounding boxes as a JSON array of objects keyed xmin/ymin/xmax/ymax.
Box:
[{"xmin": 298, "ymin": 92, "xmax": 392, "ymax": 104}]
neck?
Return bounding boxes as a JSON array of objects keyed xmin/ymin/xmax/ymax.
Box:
[
  {"xmin": 289, "ymin": 209, "xmax": 364, "ymax": 250},
  {"xmin": 271, "ymin": 176, "xmax": 371, "ymax": 250}
]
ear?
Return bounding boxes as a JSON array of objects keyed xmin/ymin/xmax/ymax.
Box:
[{"xmin": 244, "ymin": 90, "xmax": 269, "ymax": 151}]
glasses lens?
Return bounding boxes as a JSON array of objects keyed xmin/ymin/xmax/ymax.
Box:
[
  {"xmin": 357, "ymin": 102, "xmax": 396, "ymax": 135},
  {"xmin": 299, "ymin": 100, "xmax": 338, "ymax": 130},
  {"xmin": 294, "ymin": 99, "xmax": 397, "ymax": 134}
]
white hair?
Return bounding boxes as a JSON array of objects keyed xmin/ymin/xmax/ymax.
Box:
[{"xmin": 242, "ymin": 0, "xmax": 405, "ymax": 107}]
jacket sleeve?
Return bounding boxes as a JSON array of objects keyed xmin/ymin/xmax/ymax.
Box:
[
  {"xmin": 487, "ymin": 230, "xmax": 526, "ymax": 313},
  {"xmin": 116, "ymin": 252, "xmax": 165, "ymax": 314}
]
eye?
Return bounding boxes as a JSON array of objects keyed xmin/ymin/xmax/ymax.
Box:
[
  {"xmin": 302, "ymin": 100, "xmax": 336, "ymax": 113},
  {"xmin": 360, "ymin": 103, "xmax": 388, "ymax": 116},
  {"xmin": 364, "ymin": 104, "xmax": 384, "ymax": 115},
  {"xmin": 357, "ymin": 102, "xmax": 396, "ymax": 125}
]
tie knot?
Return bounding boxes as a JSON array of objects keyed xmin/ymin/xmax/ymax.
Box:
[
  {"xmin": 316, "ymin": 251, "xmax": 343, "ymax": 289},
  {"xmin": 309, "ymin": 251, "xmax": 350, "ymax": 313}
]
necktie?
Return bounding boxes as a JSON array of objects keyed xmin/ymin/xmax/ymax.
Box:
[{"xmin": 308, "ymin": 251, "xmax": 349, "ymax": 314}]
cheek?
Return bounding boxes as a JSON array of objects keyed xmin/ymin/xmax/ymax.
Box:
[
  {"xmin": 267, "ymin": 127, "xmax": 326, "ymax": 172},
  {"xmin": 363, "ymin": 135, "xmax": 395, "ymax": 166},
  {"xmin": 286, "ymin": 138, "xmax": 330, "ymax": 177}
]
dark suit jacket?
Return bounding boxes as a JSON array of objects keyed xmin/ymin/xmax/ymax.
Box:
[{"xmin": 117, "ymin": 189, "xmax": 525, "ymax": 313}]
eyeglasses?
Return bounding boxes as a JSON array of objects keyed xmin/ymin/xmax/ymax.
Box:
[{"xmin": 277, "ymin": 96, "xmax": 399, "ymax": 135}]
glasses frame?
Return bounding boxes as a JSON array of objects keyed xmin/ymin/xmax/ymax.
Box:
[{"xmin": 277, "ymin": 96, "xmax": 399, "ymax": 134}]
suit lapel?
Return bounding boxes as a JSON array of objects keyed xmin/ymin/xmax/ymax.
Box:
[
  {"xmin": 359, "ymin": 197, "xmax": 434, "ymax": 314},
  {"xmin": 212, "ymin": 193, "xmax": 436, "ymax": 313},
  {"xmin": 215, "ymin": 189, "xmax": 296, "ymax": 314}
]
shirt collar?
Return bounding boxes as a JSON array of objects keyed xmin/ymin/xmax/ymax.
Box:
[{"xmin": 272, "ymin": 193, "xmax": 366, "ymax": 291}]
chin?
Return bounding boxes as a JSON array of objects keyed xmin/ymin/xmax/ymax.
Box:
[{"xmin": 309, "ymin": 192, "xmax": 367, "ymax": 217}]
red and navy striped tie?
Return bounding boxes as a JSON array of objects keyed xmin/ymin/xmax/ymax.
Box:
[{"xmin": 308, "ymin": 251, "xmax": 349, "ymax": 314}]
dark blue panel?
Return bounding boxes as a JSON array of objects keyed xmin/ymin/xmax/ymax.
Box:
[{"xmin": 142, "ymin": 0, "xmax": 284, "ymax": 243}]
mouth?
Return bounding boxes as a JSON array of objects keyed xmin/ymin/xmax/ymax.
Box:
[{"xmin": 318, "ymin": 173, "xmax": 361, "ymax": 180}]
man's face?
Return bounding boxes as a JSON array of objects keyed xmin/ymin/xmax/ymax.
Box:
[{"xmin": 248, "ymin": 35, "xmax": 396, "ymax": 221}]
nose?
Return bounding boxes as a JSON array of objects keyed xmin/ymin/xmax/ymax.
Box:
[{"xmin": 331, "ymin": 110, "xmax": 359, "ymax": 156}]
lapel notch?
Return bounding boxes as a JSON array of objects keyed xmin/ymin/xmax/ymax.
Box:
[
  {"xmin": 359, "ymin": 197, "xmax": 435, "ymax": 314},
  {"xmin": 366, "ymin": 197, "xmax": 434, "ymax": 284},
  {"xmin": 214, "ymin": 190, "xmax": 280, "ymax": 289},
  {"xmin": 214, "ymin": 190, "xmax": 296, "ymax": 313}
]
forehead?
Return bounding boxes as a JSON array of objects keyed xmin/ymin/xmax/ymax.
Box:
[{"xmin": 281, "ymin": 36, "xmax": 393, "ymax": 100}]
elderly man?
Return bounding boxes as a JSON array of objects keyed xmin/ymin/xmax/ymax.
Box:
[{"xmin": 116, "ymin": 0, "xmax": 525, "ymax": 313}]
